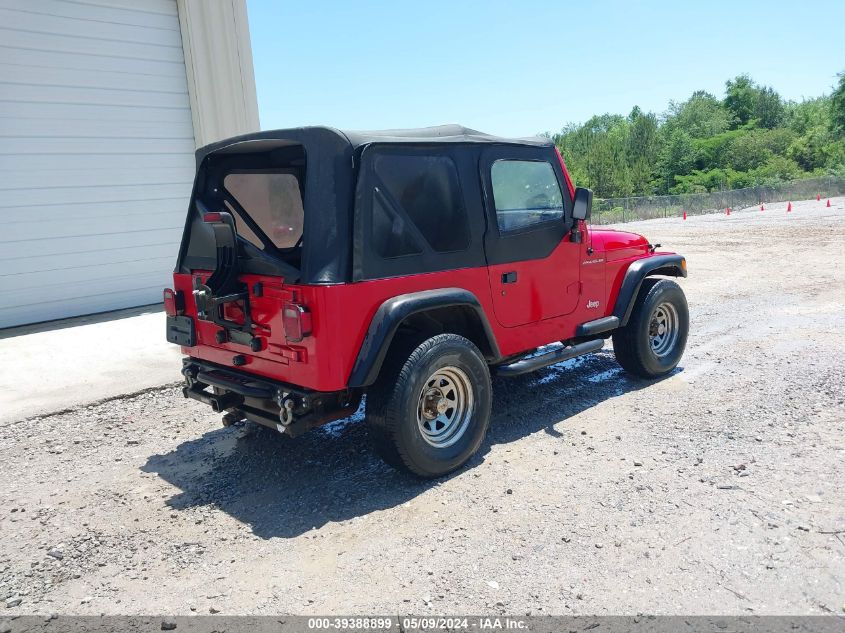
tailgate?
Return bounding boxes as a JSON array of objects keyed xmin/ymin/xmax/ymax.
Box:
[{"xmin": 176, "ymin": 270, "xmax": 311, "ymax": 368}]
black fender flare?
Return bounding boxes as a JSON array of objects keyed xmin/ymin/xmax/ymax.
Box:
[
  {"xmin": 612, "ymin": 254, "xmax": 687, "ymax": 327},
  {"xmin": 348, "ymin": 288, "xmax": 501, "ymax": 388}
]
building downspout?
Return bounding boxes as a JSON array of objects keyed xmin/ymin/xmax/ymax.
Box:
[{"xmin": 176, "ymin": 0, "xmax": 260, "ymax": 148}]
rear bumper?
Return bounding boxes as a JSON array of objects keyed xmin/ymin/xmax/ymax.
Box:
[
  {"xmin": 181, "ymin": 358, "xmax": 360, "ymax": 436},
  {"xmin": 182, "ymin": 357, "xmax": 310, "ymax": 400}
]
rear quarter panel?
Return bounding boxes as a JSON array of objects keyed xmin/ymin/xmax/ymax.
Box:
[{"xmin": 176, "ymin": 268, "xmax": 497, "ymax": 392}]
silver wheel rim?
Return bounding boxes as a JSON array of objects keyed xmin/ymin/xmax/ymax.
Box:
[
  {"xmin": 649, "ymin": 302, "xmax": 679, "ymax": 358},
  {"xmin": 416, "ymin": 366, "xmax": 475, "ymax": 449}
]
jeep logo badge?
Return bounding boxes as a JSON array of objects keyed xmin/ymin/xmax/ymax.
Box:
[{"xmin": 586, "ymin": 300, "xmax": 600, "ymax": 309}]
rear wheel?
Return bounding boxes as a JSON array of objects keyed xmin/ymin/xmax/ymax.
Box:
[
  {"xmin": 366, "ymin": 334, "xmax": 492, "ymax": 478},
  {"xmin": 612, "ymin": 278, "xmax": 689, "ymax": 378}
]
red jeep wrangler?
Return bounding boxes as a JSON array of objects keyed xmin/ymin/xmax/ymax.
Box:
[{"xmin": 165, "ymin": 125, "xmax": 688, "ymax": 477}]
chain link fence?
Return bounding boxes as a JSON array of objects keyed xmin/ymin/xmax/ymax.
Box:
[{"xmin": 592, "ymin": 175, "xmax": 845, "ymax": 225}]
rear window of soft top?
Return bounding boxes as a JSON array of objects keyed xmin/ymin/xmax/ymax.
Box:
[{"xmin": 223, "ymin": 171, "xmax": 304, "ymax": 250}]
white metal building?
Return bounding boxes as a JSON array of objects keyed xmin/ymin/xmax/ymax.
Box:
[{"xmin": 0, "ymin": 0, "xmax": 259, "ymax": 328}]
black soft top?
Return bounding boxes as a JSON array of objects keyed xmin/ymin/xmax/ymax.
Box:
[
  {"xmin": 195, "ymin": 124, "xmax": 552, "ymax": 164},
  {"xmin": 181, "ymin": 125, "xmax": 556, "ymax": 284}
]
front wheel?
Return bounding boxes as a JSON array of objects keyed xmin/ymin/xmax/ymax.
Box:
[
  {"xmin": 366, "ymin": 334, "xmax": 492, "ymax": 478},
  {"xmin": 612, "ymin": 278, "xmax": 689, "ymax": 378}
]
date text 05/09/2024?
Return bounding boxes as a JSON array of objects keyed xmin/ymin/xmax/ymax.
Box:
[{"xmin": 306, "ymin": 617, "xmax": 529, "ymax": 631}]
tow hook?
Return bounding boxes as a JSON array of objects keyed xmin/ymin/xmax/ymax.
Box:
[
  {"xmin": 181, "ymin": 365, "xmax": 198, "ymax": 383},
  {"xmin": 276, "ymin": 391, "xmax": 295, "ymax": 426}
]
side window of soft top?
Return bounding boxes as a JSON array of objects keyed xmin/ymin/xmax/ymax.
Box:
[
  {"xmin": 490, "ymin": 160, "xmax": 564, "ymax": 233},
  {"xmin": 370, "ymin": 153, "xmax": 471, "ymax": 258}
]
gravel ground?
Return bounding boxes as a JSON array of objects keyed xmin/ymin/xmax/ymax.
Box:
[{"xmin": 1, "ymin": 197, "xmax": 843, "ymax": 616}]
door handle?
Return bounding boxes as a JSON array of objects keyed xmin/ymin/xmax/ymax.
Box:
[{"xmin": 501, "ymin": 271, "xmax": 517, "ymax": 284}]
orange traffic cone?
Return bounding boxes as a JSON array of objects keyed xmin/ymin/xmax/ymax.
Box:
[
  {"xmin": 787, "ymin": 202, "xmax": 792, "ymax": 212},
  {"xmin": 682, "ymin": 210, "xmax": 687, "ymax": 220},
  {"xmin": 817, "ymin": 194, "xmax": 821, "ymax": 201},
  {"xmin": 760, "ymin": 203, "xmax": 765, "ymax": 211},
  {"xmin": 827, "ymin": 199, "xmax": 832, "ymax": 207}
]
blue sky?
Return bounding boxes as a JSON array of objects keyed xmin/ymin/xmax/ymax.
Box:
[{"xmin": 247, "ymin": 0, "xmax": 845, "ymax": 137}]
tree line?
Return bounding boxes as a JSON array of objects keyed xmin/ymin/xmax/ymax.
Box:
[{"xmin": 548, "ymin": 73, "xmax": 845, "ymax": 198}]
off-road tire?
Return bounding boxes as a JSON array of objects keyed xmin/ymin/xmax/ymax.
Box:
[
  {"xmin": 366, "ymin": 334, "xmax": 492, "ymax": 478},
  {"xmin": 612, "ymin": 278, "xmax": 689, "ymax": 378}
]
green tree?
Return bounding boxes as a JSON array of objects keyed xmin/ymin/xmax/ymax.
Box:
[
  {"xmin": 626, "ymin": 107, "xmax": 659, "ymax": 194},
  {"xmin": 547, "ymin": 73, "xmax": 845, "ymax": 197},
  {"xmin": 665, "ymin": 91, "xmax": 731, "ymax": 138},
  {"xmin": 553, "ymin": 114, "xmax": 634, "ymax": 197},
  {"xmin": 785, "ymin": 96, "xmax": 844, "ymax": 170},
  {"xmin": 657, "ymin": 129, "xmax": 696, "ymax": 193},
  {"xmin": 724, "ymin": 75, "xmax": 757, "ymax": 127},
  {"xmin": 754, "ymin": 86, "xmax": 785, "ymax": 129},
  {"xmin": 725, "ymin": 130, "xmax": 772, "ymax": 171},
  {"xmin": 831, "ymin": 71, "xmax": 845, "ymax": 135},
  {"xmin": 724, "ymin": 75, "xmax": 784, "ymax": 128}
]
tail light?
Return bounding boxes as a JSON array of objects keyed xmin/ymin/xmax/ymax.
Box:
[
  {"xmin": 163, "ymin": 288, "xmax": 184, "ymax": 317},
  {"xmin": 283, "ymin": 302, "xmax": 312, "ymax": 342}
]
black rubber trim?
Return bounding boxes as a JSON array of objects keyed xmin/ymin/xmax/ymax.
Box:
[
  {"xmin": 612, "ymin": 255, "xmax": 687, "ymax": 326},
  {"xmin": 495, "ymin": 339, "xmax": 604, "ymax": 377},
  {"xmin": 575, "ymin": 315, "xmax": 620, "ymax": 337},
  {"xmin": 348, "ymin": 288, "xmax": 501, "ymax": 388}
]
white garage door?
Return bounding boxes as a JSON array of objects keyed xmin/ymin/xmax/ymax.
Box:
[{"xmin": 0, "ymin": 0, "xmax": 196, "ymax": 328}]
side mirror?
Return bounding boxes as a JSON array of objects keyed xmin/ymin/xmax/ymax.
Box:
[{"xmin": 573, "ymin": 187, "xmax": 593, "ymax": 221}]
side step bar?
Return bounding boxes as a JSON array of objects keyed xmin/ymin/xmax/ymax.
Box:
[
  {"xmin": 495, "ymin": 339, "xmax": 605, "ymax": 377},
  {"xmin": 575, "ymin": 315, "xmax": 619, "ymax": 337}
]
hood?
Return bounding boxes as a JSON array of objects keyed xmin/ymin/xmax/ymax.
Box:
[{"xmin": 588, "ymin": 228, "xmax": 650, "ymax": 253}]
